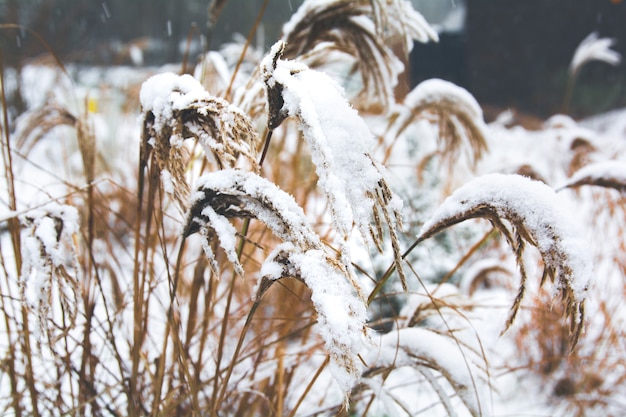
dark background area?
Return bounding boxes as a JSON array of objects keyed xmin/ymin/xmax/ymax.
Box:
[
  {"xmin": 0, "ymin": 0, "xmax": 303, "ymax": 65},
  {"xmin": 1, "ymin": 0, "xmax": 625, "ymax": 118}
]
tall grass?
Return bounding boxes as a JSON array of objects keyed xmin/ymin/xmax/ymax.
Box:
[{"xmin": 0, "ymin": 1, "xmax": 625, "ymax": 416}]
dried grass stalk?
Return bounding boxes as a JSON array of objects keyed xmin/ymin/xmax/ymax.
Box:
[
  {"xmin": 416, "ymin": 174, "xmax": 592, "ymax": 345},
  {"xmin": 13, "ymin": 104, "xmax": 77, "ymax": 156}
]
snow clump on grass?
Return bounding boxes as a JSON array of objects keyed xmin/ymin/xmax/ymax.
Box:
[
  {"xmin": 140, "ymin": 72, "xmax": 259, "ymax": 209},
  {"xmin": 417, "ymin": 173, "xmax": 592, "ymax": 343},
  {"xmin": 19, "ymin": 203, "xmax": 80, "ymax": 342},
  {"xmin": 261, "ymin": 41, "xmax": 406, "ymax": 289},
  {"xmin": 259, "ymin": 243, "xmax": 369, "ymax": 406},
  {"xmin": 560, "ymin": 160, "xmax": 626, "ymax": 193}
]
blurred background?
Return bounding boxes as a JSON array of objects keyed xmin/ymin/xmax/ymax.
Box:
[{"xmin": 1, "ymin": 0, "xmax": 625, "ymax": 118}]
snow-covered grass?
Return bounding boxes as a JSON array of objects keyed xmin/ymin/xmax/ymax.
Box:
[{"xmin": 1, "ymin": 1, "xmax": 626, "ymax": 416}]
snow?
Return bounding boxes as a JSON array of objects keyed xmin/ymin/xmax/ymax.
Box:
[{"xmin": 4, "ymin": 1, "xmax": 626, "ymax": 415}]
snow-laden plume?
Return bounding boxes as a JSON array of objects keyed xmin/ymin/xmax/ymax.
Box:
[
  {"xmin": 259, "ymin": 243, "xmax": 369, "ymax": 406},
  {"xmin": 19, "ymin": 204, "xmax": 80, "ymax": 343},
  {"xmin": 140, "ymin": 72, "xmax": 259, "ymax": 208},
  {"xmin": 570, "ymin": 32, "xmax": 621, "ymax": 76},
  {"xmin": 280, "ymin": 0, "xmax": 437, "ymax": 109},
  {"xmin": 559, "ymin": 160, "xmax": 626, "ymax": 193},
  {"xmin": 564, "ymin": 32, "xmax": 621, "ymax": 112},
  {"xmin": 416, "ymin": 174, "xmax": 592, "ymax": 344},
  {"xmin": 184, "ymin": 170, "xmax": 369, "ymax": 400},
  {"xmin": 387, "ymin": 78, "xmax": 489, "ymax": 167},
  {"xmin": 261, "ymin": 41, "xmax": 407, "ymax": 289}
]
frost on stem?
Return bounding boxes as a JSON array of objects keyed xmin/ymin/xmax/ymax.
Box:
[
  {"xmin": 140, "ymin": 72, "xmax": 259, "ymax": 209},
  {"xmin": 416, "ymin": 174, "xmax": 592, "ymax": 345},
  {"xmin": 388, "ymin": 78, "xmax": 489, "ymax": 167},
  {"xmin": 19, "ymin": 204, "xmax": 80, "ymax": 344},
  {"xmin": 280, "ymin": 0, "xmax": 437, "ymax": 109},
  {"xmin": 258, "ymin": 243, "xmax": 368, "ymax": 406},
  {"xmin": 261, "ymin": 41, "xmax": 407, "ymax": 289}
]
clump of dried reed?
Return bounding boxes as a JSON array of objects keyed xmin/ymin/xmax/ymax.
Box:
[{"xmin": 0, "ymin": 1, "xmax": 612, "ymax": 416}]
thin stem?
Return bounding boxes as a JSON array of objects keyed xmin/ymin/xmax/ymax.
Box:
[
  {"xmin": 224, "ymin": 0, "xmax": 269, "ymax": 100},
  {"xmin": 258, "ymin": 129, "xmax": 274, "ymax": 167},
  {"xmin": 436, "ymin": 228, "xmax": 497, "ymax": 290},
  {"xmin": 287, "ymin": 356, "xmax": 330, "ymax": 417}
]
